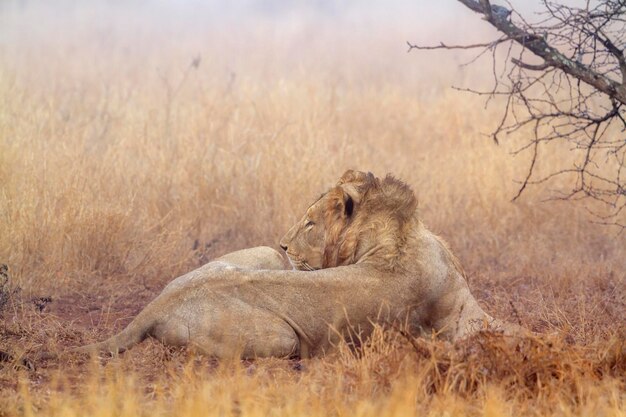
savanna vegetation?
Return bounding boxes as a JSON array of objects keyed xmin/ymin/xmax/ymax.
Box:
[{"xmin": 0, "ymin": 2, "xmax": 624, "ymax": 416}]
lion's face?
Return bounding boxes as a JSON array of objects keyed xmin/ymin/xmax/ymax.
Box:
[
  {"xmin": 280, "ymin": 170, "xmax": 373, "ymax": 271},
  {"xmin": 279, "ymin": 196, "xmax": 329, "ymax": 271},
  {"xmin": 280, "ymin": 170, "xmax": 418, "ymax": 271}
]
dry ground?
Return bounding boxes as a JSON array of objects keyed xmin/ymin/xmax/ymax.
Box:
[{"xmin": 0, "ymin": 2, "xmax": 624, "ymax": 416}]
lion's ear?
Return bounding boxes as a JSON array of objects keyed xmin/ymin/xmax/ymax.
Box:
[
  {"xmin": 338, "ymin": 169, "xmax": 374, "ymax": 186},
  {"xmin": 344, "ymin": 194, "xmax": 354, "ymax": 217},
  {"xmin": 338, "ymin": 169, "xmax": 358, "ymax": 185}
]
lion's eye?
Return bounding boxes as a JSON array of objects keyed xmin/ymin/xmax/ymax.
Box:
[{"xmin": 305, "ymin": 220, "xmax": 315, "ymax": 228}]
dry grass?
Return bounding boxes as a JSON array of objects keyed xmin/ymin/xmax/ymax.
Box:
[{"xmin": 0, "ymin": 2, "xmax": 624, "ymax": 416}]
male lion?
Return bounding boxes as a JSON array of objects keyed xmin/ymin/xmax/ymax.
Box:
[
  {"xmin": 280, "ymin": 170, "xmax": 518, "ymax": 341},
  {"xmin": 43, "ymin": 170, "xmax": 517, "ymax": 360}
]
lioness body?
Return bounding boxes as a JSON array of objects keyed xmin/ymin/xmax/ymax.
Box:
[{"xmin": 62, "ymin": 171, "xmax": 519, "ymax": 360}]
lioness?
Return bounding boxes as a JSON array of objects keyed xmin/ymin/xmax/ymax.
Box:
[{"xmin": 44, "ymin": 170, "xmax": 518, "ymax": 360}]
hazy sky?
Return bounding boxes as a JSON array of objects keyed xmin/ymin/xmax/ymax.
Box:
[
  {"xmin": 1, "ymin": 0, "xmax": 541, "ymax": 45},
  {"xmin": 0, "ymin": 0, "xmax": 549, "ymax": 94}
]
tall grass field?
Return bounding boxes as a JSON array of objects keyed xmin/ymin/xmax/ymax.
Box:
[{"xmin": 0, "ymin": 2, "xmax": 624, "ymax": 416}]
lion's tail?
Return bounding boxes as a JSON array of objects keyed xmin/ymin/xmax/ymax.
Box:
[
  {"xmin": 36, "ymin": 309, "xmax": 155, "ymax": 362},
  {"xmin": 73, "ymin": 311, "xmax": 154, "ymax": 356}
]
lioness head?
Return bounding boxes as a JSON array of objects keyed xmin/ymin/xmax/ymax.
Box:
[{"xmin": 279, "ymin": 170, "xmax": 418, "ymax": 271}]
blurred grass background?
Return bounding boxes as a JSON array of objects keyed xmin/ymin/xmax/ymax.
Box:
[{"xmin": 0, "ymin": 1, "xmax": 624, "ymax": 416}]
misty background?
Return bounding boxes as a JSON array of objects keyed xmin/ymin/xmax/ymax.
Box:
[{"xmin": 1, "ymin": 1, "xmax": 545, "ymax": 98}]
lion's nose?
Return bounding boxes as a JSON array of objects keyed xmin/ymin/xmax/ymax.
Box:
[{"xmin": 280, "ymin": 244, "xmax": 288, "ymax": 252}]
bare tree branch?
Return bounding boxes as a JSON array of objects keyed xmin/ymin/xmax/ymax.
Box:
[
  {"xmin": 458, "ymin": 0, "xmax": 626, "ymax": 104},
  {"xmin": 408, "ymin": 0, "xmax": 626, "ymax": 229},
  {"xmin": 406, "ymin": 39, "xmax": 507, "ymax": 51},
  {"xmin": 511, "ymin": 58, "xmax": 551, "ymax": 71}
]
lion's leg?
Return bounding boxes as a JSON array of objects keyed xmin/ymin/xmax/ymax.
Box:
[
  {"xmin": 151, "ymin": 306, "xmax": 299, "ymax": 360},
  {"xmin": 450, "ymin": 290, "xmax": 526, "ymax": 340},
  {"xmin": 239, "ymin": 317, "xmax": 300, "ymax": 359}
]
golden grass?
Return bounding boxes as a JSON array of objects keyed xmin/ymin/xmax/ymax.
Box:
[{"xmin": 0, "ymin": 3, "xmax": 624, "ymax": 416}]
